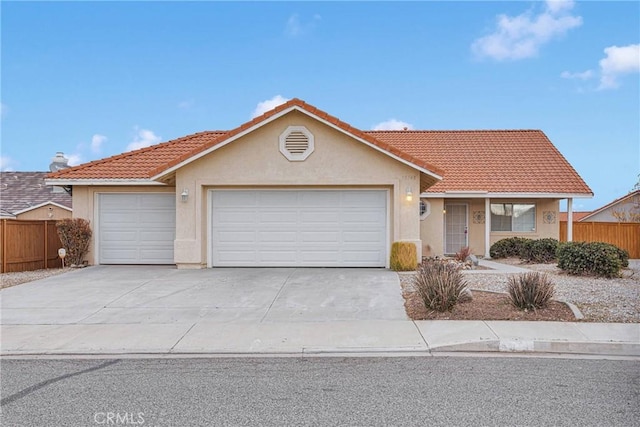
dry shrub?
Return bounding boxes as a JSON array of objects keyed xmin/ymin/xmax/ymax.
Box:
[
  {"xmin": 507, "ymin": 272, "xmax": 555, "ymax": 310},
  {"xmin": 454, "ymin": 246, "xmax": 472, "ymax": 262},
  {"xmin": 390, "ymin": 242, "xmax": 417, "ymax": 271},
  {"xmin": 413, "ymin": 259, "xmax": 470, "ymax": 312},
  {"xmin": 56, "ymin": 218, "xmax": 92, "ymax": 266}
]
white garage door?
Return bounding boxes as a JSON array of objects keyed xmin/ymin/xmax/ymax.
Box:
[
  {"xmin": 210, "ymin": 190, "xmax": 387, "ymax": 267},
  {"xmin": 98, "ymin": 193, "xmax": 175, "ymax": 264}
]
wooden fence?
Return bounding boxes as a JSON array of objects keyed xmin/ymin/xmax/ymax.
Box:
[
  {"xmin": 560, "ymin": 221, "xmax": 640, "ymax": 258},
  {"xmin": 0, "ymin": 220, "xmax": 63, "ymax": 273}
]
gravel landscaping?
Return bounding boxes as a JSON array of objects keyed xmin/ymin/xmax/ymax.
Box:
[
  {"xmin": 0, "ymin": 268, "xmax": 73, "ymax": 289},
  {"xmin": 400, "ymin": 258, "xmax": 639, "ymax": 323}
]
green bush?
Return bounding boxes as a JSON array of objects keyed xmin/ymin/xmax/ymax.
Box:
[
  {"xmin": 412, "ymin": 259, "xmax": 470, "ymax": 312},
  {"xmin": 615, "ymin": 247, "xmax": 630, "ymax": 268},
  {"xmin": 490, "ymin": 237, "xmax": 530, "ymax": 259},
  {"xmin": 56, "ymin": 218, "xmax": 92, "ymax": 266},
  {"xmin": 390, "ymin": 242, "xmax": 417, "ymax": 271},
  {"xmin": 556, "ymin": 241, "xmax": 624, "ymax": 278},
  {"xmin": 520, "ymin": 238, "xmax": 559, "ymax": 263},
  {"xmin": 507, "ymin": 272, "xmax": 555, "ymax": 310}
]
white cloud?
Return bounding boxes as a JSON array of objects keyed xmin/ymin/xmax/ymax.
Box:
[
  {"xmin": 90, "ymin": 134, "xmax": 107, "ymax": 153},
  {"xmin": 177, "ymin": 100, "xmax": 193, "ymax": 109},
  {"xmin": 0, "ymin": 103, "xmax": 7, "ymax": 119},
  {"xmin": 560, "ymin": 70, "xmax": 593, "ymax": 80},
  {"xmin": 66, "ymin": 153, "xmax": 83, "ymax": 167},
  {"xmin": 372, "ymin": 119, "xmax": 414, "ymax": 131},
  {"xmin": 471, "ymin": 0, "xmax": 582, "ymax": 61},
  {"xmin": 251, "ymin": 95, "xmax": 290, "ymax": 118},
  {"xmin": 598, "ymin": 44, "xmax": 640, "ymax": 90},
  {"xmin": 285, "ymin": 13, "xmax": 321, "ymax": 37},
  {"xmin": 0, "ymin": 155, "xmax": 16, "ymax": 171},
  {"xmin": 126, "ymin": 128, "xmax": 162, "ymax": 152}
]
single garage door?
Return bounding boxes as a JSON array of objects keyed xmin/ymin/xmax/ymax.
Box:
[
  {"xmin": 98, "ymin": 193, "xmax": 175, "ymax": 264},
  {"xmin": 211, "ymin": 190, "xmax": 387, "ymax": 267}
]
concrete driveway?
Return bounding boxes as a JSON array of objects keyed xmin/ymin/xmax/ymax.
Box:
[{"xmin": 1, "ymin": 266, "xmax": 407, "ymax": 325}]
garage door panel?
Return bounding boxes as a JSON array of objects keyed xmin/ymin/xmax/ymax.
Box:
[
  {"xmin": 299, "ymin": 192, "xmax": 341, "ymax": 206},
  {"xmin": 300, "ymin": 211, "xmax": 340, "ymax": 224},
  {"xmin": 259, "ymin": 211, "xmax": 298, "ymax": 223},
  {"xmin": 258, "ymin": 231, "xmax": 297, "ymax": 243},
  {"xmin": 217, "ymin": 231, "xmax": 255, "ymax": 243},
  {"xmin": 99, "ymin": 194, "xmax": 175, "ymax": 264},
  {"xmin": 214, "ymin": 210, "xmax": 255, "ymax": 224},
  {"xmin": 211, "ymin": 190, "xmax": 387, "ymax": 267},
  {"xmin": 101, "ymin": 231, "xmax": 138, "ymax": 242},
  {"xmin": 258, "ymin": 191, "xmax": 298, "ymax": 205}
]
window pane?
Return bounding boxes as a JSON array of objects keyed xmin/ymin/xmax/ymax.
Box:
[
  {"xmin": 490, "ymin": 203, "xmax": 536, "ymax": 232},
  {"xmin": 490, "ymin": 203, "xmax": 512, "ymax": 231},
  {"xmin": 513, "ymin": 204, "xmax": 536, "ymax": 231}
]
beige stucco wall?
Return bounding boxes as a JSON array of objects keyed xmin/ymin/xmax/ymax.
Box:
[
  {"xmin": 175, "ymin": 110, "xmax": 422, "ymax": 268},
  {"xmin": 16, "ymin": 204, "xmax": 72, "ymax": 221},
  {"xmin": 421, "ymin": 198, "xmax": 560, "ymax": 257},
  {"xmin": 71, "ymin": 186, "xmax": 176, "ymax": 264}
]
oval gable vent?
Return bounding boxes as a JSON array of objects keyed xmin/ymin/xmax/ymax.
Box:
[{"xmin": 279, "ymin": 126, "xmax": 314, "ymax": 161}]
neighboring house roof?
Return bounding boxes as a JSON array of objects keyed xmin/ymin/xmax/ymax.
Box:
[
  {"xmin": 579, "ymin": 190, "xmax": 640, "ymax": 222},
  {"xmin": 367, "ymin": 130, "xmax": 592, "ymax": 195},
  {"xmin": 0, "ymin": 172, "xmax": 72, "ymax": 215},
  {"xmin": 46, "ymin": 98, "xmax": 592, "ymax": 197},
  {"xmin": 558, "ymin": 211, "xmax": 592, "ymax": 222}
]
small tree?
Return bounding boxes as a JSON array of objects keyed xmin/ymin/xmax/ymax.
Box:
[{"xmin": 56, "ymin": 218, "xmax": 92, "ymax": 266}]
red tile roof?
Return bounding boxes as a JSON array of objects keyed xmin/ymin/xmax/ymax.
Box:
[
  {"xmin": 47, "ymin": 99, "xmax": 592, "ymax": 196},
  {"xmin": 47, "ymin": 131, "xmax": 227, "ymax": 180},
  {"xmin": 367, "ymin": 130, "xmax": 592, "ymax": 194}
]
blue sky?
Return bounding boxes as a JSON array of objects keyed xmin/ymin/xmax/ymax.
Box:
[{"xmin": 1, "ymin": 1, "xmax": 638, "ymax": 211}]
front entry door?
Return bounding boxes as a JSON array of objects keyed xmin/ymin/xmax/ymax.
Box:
[{"xmin": 445, "ymin": 203, "xmax": 468, "ymax": 255}]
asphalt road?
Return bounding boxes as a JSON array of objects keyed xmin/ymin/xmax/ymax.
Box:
[{"xmin": 1, "ymin": 356, "xmax": 638, "ymax": 427}]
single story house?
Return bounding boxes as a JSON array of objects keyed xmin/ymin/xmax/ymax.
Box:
[
  {"xmin": 46, "ymin": 98, "xmax": 592, "ymax": 268},
  {"xmin": 1, "ymin": 172, "xmax": 72, "ymax": 220}
]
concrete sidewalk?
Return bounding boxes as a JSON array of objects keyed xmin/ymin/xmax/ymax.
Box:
[{"xmin": 2, "ymin": 320, "xmax": 638, "ymax": 357}]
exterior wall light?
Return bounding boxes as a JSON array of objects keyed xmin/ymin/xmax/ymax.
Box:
[
  {"xmin": 405, "ymin": 188, "xmax": 413, "ymax": 202},
  {"xmin": 181, "ymin": 189, "xmax": 189, "ymax": 202}
]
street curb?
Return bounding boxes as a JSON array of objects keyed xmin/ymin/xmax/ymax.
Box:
[{"xmin": 429, "ymin": 340, "xmax": 640, "ymax": 357}]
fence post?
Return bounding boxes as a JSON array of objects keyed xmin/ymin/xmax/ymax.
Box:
[
  {"xmin": 1, "ymin": 219, "xmax": 5, "ymax": 273},
  {"xmin": 44, "ymin": 220, "xmax": 48, "ymax": 269}
]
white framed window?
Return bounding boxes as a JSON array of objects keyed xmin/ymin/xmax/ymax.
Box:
[
  {"xmin": 490, "ymin": 203, "xmax": 536, "ymax": 232},
  {"xmin": 279, "ymin": 126, "xmax": 314, "ymax": 161},
  {"xmin": 419, "ymin": 199, "xmax": 430, "ymax": 220}
]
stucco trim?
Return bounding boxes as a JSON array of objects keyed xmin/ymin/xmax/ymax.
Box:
[
  {"xmin": 12, "ymin": 201, "xmax": 72, "ymax": 215},
  {"xmin": 151, "ymin": 105, "xmax": 443, "ymax": 182},
  {"xmin": 423, "ymin": 192, "xmax": 593, "ymax": 199}
]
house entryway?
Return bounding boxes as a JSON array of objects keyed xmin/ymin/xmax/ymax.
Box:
[{"xmin": 444, "ymin": 203, "xmax": 468, "ymax": 254}]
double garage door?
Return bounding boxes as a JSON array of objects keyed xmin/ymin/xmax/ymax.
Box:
[
  {"xmin": 211, "ymin": 190, "xmax": 388, "ymax": 267},
  {"xmin": 97, "ymin": 190, "xmax": 388, "ymax": 267}
]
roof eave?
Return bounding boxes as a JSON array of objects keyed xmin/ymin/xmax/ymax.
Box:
[
  {"xmin": 422, "ymin": 191, "xmax": 594, "ymax": 199},
  {"xmin": 45, "ymin": 179, "xmax": 168, "ymax": 186}
]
